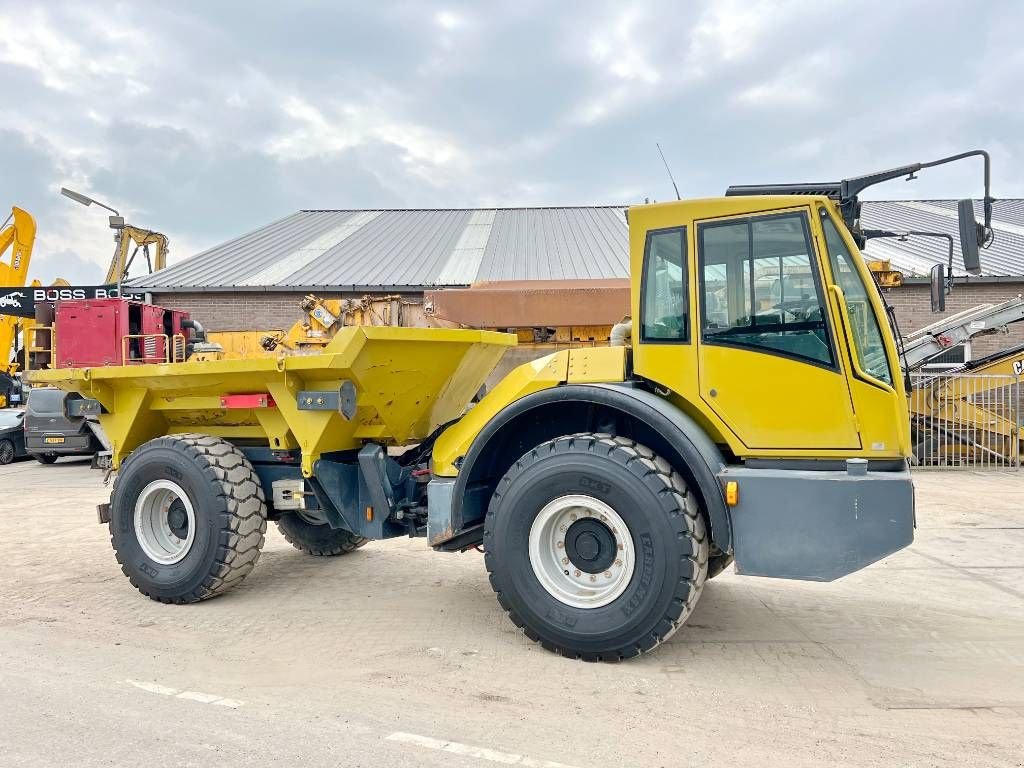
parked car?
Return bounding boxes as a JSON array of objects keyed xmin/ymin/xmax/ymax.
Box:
[
  {"xmin": 0, "ymin": 408, "xmax": 27, "ymax": 465},
  {"xmin": 23, "ymin": 387, "xmax": 103, "ymax": 464}
]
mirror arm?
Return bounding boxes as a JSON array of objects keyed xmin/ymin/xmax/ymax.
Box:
[
  {"xmin": 920, "ymin": 149, "xmax": 995, "ymax": 241},
  {"xmin": 861, "ymin": 230, "xmax": 955, "ymax": 294}
]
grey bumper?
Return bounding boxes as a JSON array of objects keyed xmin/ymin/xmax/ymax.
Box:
[
  {"xmin": 721, "ymin": 461, "xmax": 914, "ymax": 582},
  {"xmin": 26, "ymin": 434, "xmax": 93, "ymax": 454}
]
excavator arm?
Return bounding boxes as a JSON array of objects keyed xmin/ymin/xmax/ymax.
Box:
[
  {"xmin": 0, "ymin": 207, "xmax": 36, "ymax": 406},
  {"xmin": 105, "ymin": 225, "xmax": 168, "ymax": 284},
  {"xmin": 1, "ymin": 207, "xmax": 36, "ymax": 367}
]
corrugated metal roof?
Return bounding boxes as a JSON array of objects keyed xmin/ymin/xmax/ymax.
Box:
[
  {"xmin": 130, "ymin": 207, "xmax": 629, "ymax": 291},
  {"xmin": 129, "ymin": 200, "xmax": 1023, "ymax": 292},
  {"xmin": 860, "ymin": 199, "xmax": 1024, "ymax": 279}
]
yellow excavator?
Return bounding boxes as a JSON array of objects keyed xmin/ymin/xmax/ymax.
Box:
[
  {"xmin": 104, "ymin": 225, "xmax": 168, "ymax": 284},
  {"xmin": 0, "ymin": 207, "xmax": 36, "ymax": 407}
]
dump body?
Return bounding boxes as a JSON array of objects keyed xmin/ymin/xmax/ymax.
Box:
[{"xmin": 28, "ymin": 325, "xmax": 515, "ymax": 475}]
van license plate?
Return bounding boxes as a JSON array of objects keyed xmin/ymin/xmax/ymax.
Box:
[{"xmin": 44, "ymin": 436, "xmax": 65, "ymax": 444}]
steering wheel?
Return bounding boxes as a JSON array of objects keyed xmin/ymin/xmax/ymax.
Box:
[{"xmin": 773, "ymin": 298, "xmax": 818, "ymax": 319}]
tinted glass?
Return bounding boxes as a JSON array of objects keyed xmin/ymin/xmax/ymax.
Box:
[
  {"xmin": 699, "ymin": 212, "xmax": 833, "ymax": 366},
  {"xmin": 819, "ymin": 210, "xmax": 894, "ymax": 385},
  {"xmin": 641, "ymin": 228, "xmax": 688, "ymax": 341},
  {"xmin": 27, "ymin": 388, "xmax": 64, "ymax": 413}
]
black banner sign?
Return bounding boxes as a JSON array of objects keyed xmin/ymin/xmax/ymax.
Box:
[{"xmin": 0, "ymin": 285, "xmax": 146, "ymax": 318}]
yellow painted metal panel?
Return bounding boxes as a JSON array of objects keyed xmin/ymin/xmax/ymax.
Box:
[
  {"xmin": 29, "ymin": 327, "xmax": 515, "ymax": 473},
  {"xmin": 698, "ymin": 344, "xmax": 860, "ymax": 449},
  {"xmin": 566, "ymin": 346, "xmax": 626, "ymax": 383},
  {"xmin": 432, "ymin": 350, "xmax": 569, "ymax": 476}
]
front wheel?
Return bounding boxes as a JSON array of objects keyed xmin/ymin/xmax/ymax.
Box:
[
  {"xmin": 485, "ymin": 434, "xmax": 709, "ymax": 661},
  {"xmin": 0, "ymin": 439, "xmax": 15, "ymax": 465}
]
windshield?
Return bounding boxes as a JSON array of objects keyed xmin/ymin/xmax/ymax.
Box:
[
  {"xmin": 818, "ymin": 209, "xmax": 894, "ymax": 386},
  {"xmin": 27, "ymin": 388, "xmax": 66, "ymax": 413}
]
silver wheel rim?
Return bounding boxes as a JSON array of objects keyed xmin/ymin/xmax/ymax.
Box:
[
  {"xmin": 528, "ymin": 494, "xmax": 635, "ymax": 609},
  {"xmin": 0, "ymin": 441, "xmax": 12, "ymax": 464},
  {"xmin": 134, "ymin": 479, "xmax": 196, "ymax": 565}
]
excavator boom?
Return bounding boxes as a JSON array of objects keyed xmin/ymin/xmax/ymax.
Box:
[
  {"xmin": 0, "ymin": 207, "xmax": 36, "ymax": 406},
  {"xmin": 105, "ymin": 225, "xmax": 168, "ymax": 284}
]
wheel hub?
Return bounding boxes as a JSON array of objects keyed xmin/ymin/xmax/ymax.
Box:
[
  {"xmin": 134, "ymin": 480, "xmax": 196, "ymax": 565},
  {"xmin": 564, "ymin": 518, "xmax": 617, "ymax": 574},
  {"xmin": 528, "ymin": 494, "xmax": 635, "ymax": 609},
  {"xmin": 167, "ymin": 500, "xmax": 189, "ymax": 539}
]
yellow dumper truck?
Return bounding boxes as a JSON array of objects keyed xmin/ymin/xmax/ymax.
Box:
[{"xmin": 30, "ymin": 152, "xmax": 994, "ymax": 660}]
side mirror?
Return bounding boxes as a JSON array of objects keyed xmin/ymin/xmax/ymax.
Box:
[
  {"xmin": 957, "ymin": 198, "xmax": 982, "ymax": 275},
  {"xmin": 930, "ymin": 264, "xmax": 946, "ymax": 312}
]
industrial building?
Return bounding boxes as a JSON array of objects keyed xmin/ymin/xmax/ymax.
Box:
[{"xmin": 128, "ymin": 199, "xmax": 1024, "ymax": 364}]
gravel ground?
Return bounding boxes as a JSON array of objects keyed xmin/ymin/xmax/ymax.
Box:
[{"xmin": 0, "ymin": 458, "xmax": 1021, "ymax": 767}]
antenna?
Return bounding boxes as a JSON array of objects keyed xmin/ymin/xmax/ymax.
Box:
[{"xmin": 656, "ymin": 143, "xmax": 681, "ymax": 200}]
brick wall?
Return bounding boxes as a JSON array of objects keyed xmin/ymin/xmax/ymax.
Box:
[
  {"xmin": 152, "ymin": 291, "xmax": 427, "ymax": 333},
  {"xmin": 884, "ymin": 282, "xmax": 1024, "ymax": 359}
]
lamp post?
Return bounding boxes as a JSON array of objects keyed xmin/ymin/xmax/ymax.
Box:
[{"xmin": 59, "ymin": 187, "xmax": 126, "ymax": 288}]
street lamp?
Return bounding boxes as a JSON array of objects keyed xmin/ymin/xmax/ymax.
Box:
[
  {"xmin": 60, "ymin": 187, "xmax": 124, "ymax": 229},
  {"xmin": 60, "ymin": 186, "xmax": 129, "ymax": 288}
]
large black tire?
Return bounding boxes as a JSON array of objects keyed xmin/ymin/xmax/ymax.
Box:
[
  {"xmin": 34, "ymin": 454, "xmax": 58, "ymax": 465},
  {"xmin": 109, "ymin": 433, "xmax": 267, "ymax": 604},
  {"xmin": 276, "ymin": 512, "xmax": 368, "ymax": 556},
  {"xmin": 485, "ymin": 433, "xmax": 709, "ymax": 661},
  {"xmin": 0, "ymin": 438, "xmax": 14, "ymax": 465}
]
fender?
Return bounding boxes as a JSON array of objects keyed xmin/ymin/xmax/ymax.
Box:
[{"xmin": 445, "ymin": 383, "xmax": 733, "ymax": 553}]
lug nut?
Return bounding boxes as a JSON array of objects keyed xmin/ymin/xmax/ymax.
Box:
[
  {"xmin": 556, "ymin": 541, "xmax": 564, "ymax": 549},
  {"xmin": 574, "ymin": 569, "xmax": 581, "ymax": 577},
  {"xmin": 589, "ymin": 575, "xmax": 596, "ymax": 582},
  {"xmin": 562, "ymin": 557, "xmax": 569, "ymax": 565},
  {"xmin": 604, "ymin": 571, "xmax": 611, "ymax": 578},
  {"xmin": 615, "ymin": 559, "xmax": 622, "ymax": 567}
]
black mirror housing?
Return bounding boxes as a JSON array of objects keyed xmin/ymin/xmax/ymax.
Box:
[
  {"xmin": 957, "ymin": 199, "xmax": 982, "ymax": 275},
  {"xmin": 930, "ymin": 264, "xmax": 946, "ymax": 312}
]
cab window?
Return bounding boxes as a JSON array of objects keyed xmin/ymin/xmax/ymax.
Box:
[
  {"xmin": 640, "ymin": 227, "xmax": 688, "ymax": 342},
  {"xmin": 698, "ymin": 211, "xmax": 834, "ymax": 367},
  {"xmin": 818, "ymin": 209, "xmax": 894, "ymax": 386}
]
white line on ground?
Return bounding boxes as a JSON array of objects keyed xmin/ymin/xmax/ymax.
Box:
[
  {"xmin": 386, "ymin": 731, "xmax": 583, "ymax": 768},
  {"xmin": 125, "ymin": 679, "xmax": 243, "ymax": 708}
]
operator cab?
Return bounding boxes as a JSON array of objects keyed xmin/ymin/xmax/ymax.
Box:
[{"xmin": 630, "ymin": 150, "xmax": 994, "ymax": 461}]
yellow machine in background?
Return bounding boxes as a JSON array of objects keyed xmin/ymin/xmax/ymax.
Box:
[
  {"xmin": 106, "ymin": 225, "xmax": 168, "ymax": 285},
  {"xmin": 204, "ymin": 294, "xmax": 415, "ymax": 361},
  {"xmin": 0, "ymin": 207, "xmax": 36, "ymax": 407}
]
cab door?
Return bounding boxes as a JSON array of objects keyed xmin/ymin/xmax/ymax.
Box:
[{"xmin": 695, "ymin": 207, "xmax": 860, "ymax": 451}]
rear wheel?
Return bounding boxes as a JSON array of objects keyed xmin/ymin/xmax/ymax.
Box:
[
  {"xmin": 0, "ymin": 439, "xmax": 14, "ymax": 465},
  {"xmin": 276, "ymin": 510, "xmax": 368, "ymax": 556},
  {"xmin": 109, "ymin": 433, "xmax": 267, "ymax": 603},
  {"xmin": 485, "ymin": 433, "xmax": 709, "ymax": 661},
  {"xmin": 34, "ymin": 454, "xmax": 58, "ymax": 465}
]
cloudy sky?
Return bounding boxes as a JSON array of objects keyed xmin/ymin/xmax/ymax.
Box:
[{"xmin": 1, "ymin": 0, "xmax": 1021, "ymax": 284}]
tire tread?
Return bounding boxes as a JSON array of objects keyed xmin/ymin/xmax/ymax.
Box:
[
  {"xmin": 484, "ymin": 432, "xmax": 709, "ymax": 662},
  {"xmin": 109, "ymin": 433, "xmax": 267, "ymax": 604}
]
